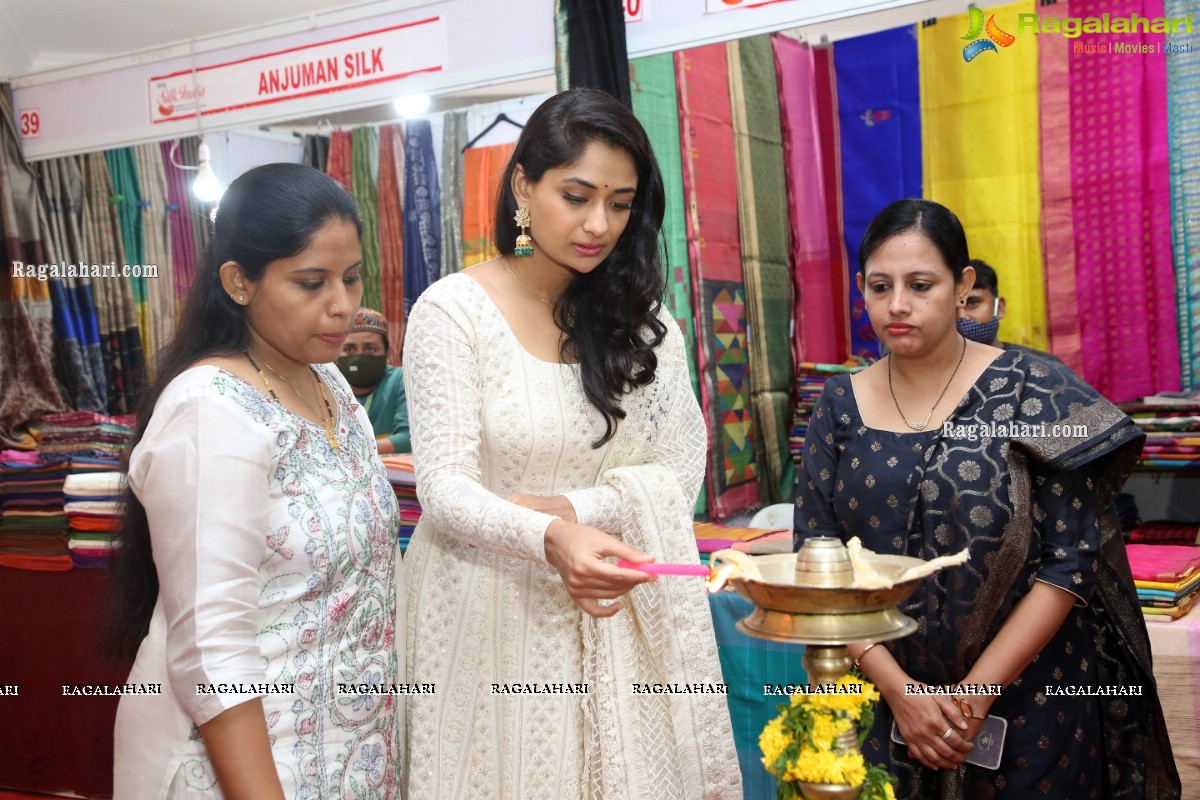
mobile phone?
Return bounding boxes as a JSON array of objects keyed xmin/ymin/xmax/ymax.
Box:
[{"xmin": 890, "ymin": 715, "xmax": 1007, "ymax": 770}]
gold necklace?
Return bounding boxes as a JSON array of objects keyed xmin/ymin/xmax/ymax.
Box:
[
  {"xmin": 887, "ymin": 336, "xmax": 967, "ymax": 431},
  {"xmin": 244, "ymin": 349, "xmax": 340, "ymax": 454},
  {"xmin": 504, "ymin": 257, "xmax": 555, "ymax": 309}
]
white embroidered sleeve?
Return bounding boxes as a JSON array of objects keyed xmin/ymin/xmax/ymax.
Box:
[
  {"xmin": 404, "ymin": 291, "xmax": 557, "ymax": 562},
  {"xmin": 129, "ymin": 379, "xmax": 273, "ymax": 726}
]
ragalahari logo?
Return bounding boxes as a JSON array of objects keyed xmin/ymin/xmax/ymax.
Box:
[{"xmin": 961, "ymin": 6, "xmax": 1016, "ymax": 62}]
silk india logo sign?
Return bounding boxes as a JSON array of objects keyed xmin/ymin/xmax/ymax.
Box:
[{"xmin": 961, "ymin": 6, "xmax": 1016, "ymax": 62}]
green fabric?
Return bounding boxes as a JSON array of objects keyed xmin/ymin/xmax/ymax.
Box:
[
  {"xmin": 352, "ymin": 127, "xmax": 382, "ymax": 311},
  {"xmin": 728, "ymin": 36, "xmax": 795, "ymax": 505},
  {"xmin": 103, "ymin": 148, "xmax": 145, "ymax": 307},
  {"xmin": 363, "ymin": 364, "xmax": 410, "ymax": 453},
  {"xmin": 630, "ymin": 51, "xmax": 707, "ymax": 519}
]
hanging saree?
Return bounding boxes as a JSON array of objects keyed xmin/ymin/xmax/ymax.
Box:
[
  {"xmin": 161, "ymin": 140, "xmax": 199, "ymax": 310},
  {"xmin": 919, "ymin": 3, "xmax": 1047, "ymax": 356},
  {"xmin": 37, "ymin": 156, "xmax": 105, "ymax": 412},
  {"xmin": 629, "ymin": 53, "xmax": 700, "ymax": 399},
  {"xmin": 352, "ymin": 127, "xmax": 383, "ymax": 312},
  {"xmin": 773, "ymin": 35, "xmax": 842, "ymax": 367},
  {"xmin": 796, "ymin": 351, "xmax": 1181, "ymax": 799},
  {"xmin": 82, "ymin": 152, "xmax": 145, "ymax": 415},
  {"xmin": 1166, "ymin": 0, "xmax": 1200, "ymax": 389},
  {"xmin": 303, "ymin": 133, "xmax": 330, "ymax": 172},
  {"xmin": 135, "ymin": 142, "xmax": 174, "ymax": 372},
  {"xmin": 403, "ymin": 119, "xmax": 441, "ymax": 314},
  {"xmin": 1036, "ymin": 0, "xmax": 1084, "ymax": 375},
  {"xmin": 0, "ymin": 83, "xmax": 66, "ymax": 446},
  {"xmin": 812, "ymin": 46, "xmax": 852, "ymax": 364},
  {"xmin": 728, "ymin": 35, "xmax": 794, "ymax": 505},
  {"xmin": 378, "ymin": 124, "xmax": 406, "ymax": 363},
  {"xmin": 833, "ymin": 26, "xmax": 922, "ymax": 361},
  {"xmin": 676, "ymin": 44, "xmax": 758, "ymax": 521},
  {"xmin": 1068, "ymin": 0, "xmax": 1177, "ymax": 401},
  {"xmin": 327, "ymin": 130, "xmax": 353, "ymax": 192},
  {"xmin": 104, "ymin": 148, "xmax": 150, "ymax": 362},
  {"xmin": 440, "ymin": 109, "xmax": 467, "ymax": 278},
  {"xmin": 461, "ymin": 144, "xmax": 513, "ymax": 269},
  {"xmin": 560, "ymin": 0, "xmax": 631, "ymax": 107}
]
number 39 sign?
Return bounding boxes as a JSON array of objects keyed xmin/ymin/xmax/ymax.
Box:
[
  {"xmin": 624, "ymin": 0, "xmax": 643, "ymax": 22},
  {"xmin": 18, "ymin": 108, "xmax": 41, "ymax": 139}
]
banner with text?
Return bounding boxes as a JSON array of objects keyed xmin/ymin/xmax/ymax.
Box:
[{"xmin": 149, "ymin": 17, "xmax": 446, "ymax": 123}]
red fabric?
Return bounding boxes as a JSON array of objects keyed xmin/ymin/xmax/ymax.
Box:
[
  {"xmin": 812, "ymin": 46, "xmax": 851, "ymax": 363},
  {"xmin": 0, "ymin": 568, "xmax": 135, "ymax": 797},
  {"xmin": 377, "ymin": 124, "xmax": 406, "ymax": 365}
]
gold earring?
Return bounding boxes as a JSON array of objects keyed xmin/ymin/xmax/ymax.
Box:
[{"xmin": 513, "ymin": 207, "xmax": 533, "ymax": 257}]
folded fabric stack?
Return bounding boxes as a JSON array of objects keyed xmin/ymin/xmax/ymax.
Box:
[
  {"xmin": 380, "ymin": 455, "xmax": 420, "ymax": 552},
  {"xmin": 693, "ymin": 521, "xmax": 791, "ymax": 565},
  {"xmin": 0, "ymin": 449, "xmax": 71, "ymax": 571},
  {"xmin": 1119, "ymin": 399, "xmax": 1200, "ymax": 468},
  {"xmin": 63, "ymin": 472, "xmax": 125, "ymax": 569},
  {"xmin": 790, "ymin": 362, "xmax": 866, "ymax": 474},
  {"xmin": 1127, "ymin": 521, "xmax": 1200, "ymax": 546},
  {"xmin": 1127, "ymin": 543, "xmax": 1200, "ymax": 620},
  {"xmin": 35, "ymin": 410, "xmax": 137, "ymax": 468}
]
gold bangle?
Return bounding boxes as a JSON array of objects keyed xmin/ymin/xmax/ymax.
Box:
[{"xmin": 853, "ymin": 642, "xmax": 881, "ymax": 672}]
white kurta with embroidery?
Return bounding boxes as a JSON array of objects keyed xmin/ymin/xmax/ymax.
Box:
[
  {"xmin": 403, "ymin": 273, "xmax": 741, "ymax": 800},
  {"xmin": 114, "ymin": 365, "xmax": 404, "ymax": 799}
]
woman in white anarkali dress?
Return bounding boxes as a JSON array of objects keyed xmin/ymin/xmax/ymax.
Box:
[{"xmin": 404, "ymin": 89, "xmax": 741, "ymax": 800}]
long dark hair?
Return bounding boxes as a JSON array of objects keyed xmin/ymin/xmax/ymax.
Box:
[
  {"xmin": 494, "ymin": 88, "xmax": 668, "ymax": 446},
  {"xmin": 859, "ymin": 198, "xmax": 970, "ymax": 281},
  {"xmin": 109, "ymin": 163, "xmax": 362, "ymax": 658}
]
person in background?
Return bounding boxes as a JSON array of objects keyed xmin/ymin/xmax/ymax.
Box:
[
  {"xmin": 338, "ymin": 307, "xmax": 410, "ymax": 454},
  {"xmin": 956, "ymin": 258, "xmax": 1065, "ymax": 365}
]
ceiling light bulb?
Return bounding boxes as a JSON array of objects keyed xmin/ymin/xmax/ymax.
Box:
[
  {"xmin": 393, "ymin": 93, "xmax": 431, "ymax": 118},
  {"xmin": 192, "ymin": 141, "xmax": 225, "ymax": 203}
]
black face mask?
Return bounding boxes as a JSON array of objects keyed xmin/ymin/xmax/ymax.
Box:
[{"xmin": 336, "ymin": 355, "xmax": 387, "ymax": 388}]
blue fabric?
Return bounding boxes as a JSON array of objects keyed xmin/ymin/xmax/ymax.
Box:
[
  {"xmin": 833, "ymin": 26, "xmax": 922, "ymax": 361},
  {"xmin": 403, "ymin": 119, "xmax": 442, "ymax": 314},
  {"xmin": 47, "ymin": 278, "xmax": 106, "ymax": 412},
  {"xmin": 709, "ymin": 590, "xmax": 807, "ymax": 799}
]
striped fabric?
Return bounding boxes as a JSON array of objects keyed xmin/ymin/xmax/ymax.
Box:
[
  {"xmin": 1166, "ymin": 0, "xmax": 1200, "ymax": 388},
  {"xmin": 728, "ymin": 35, "xmax": 795, "ymax": 505},
  {"xmin": 377, "ymin": 124, "xmax": 406, "ymax": 363}
]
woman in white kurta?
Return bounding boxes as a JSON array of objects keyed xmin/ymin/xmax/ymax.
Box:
[
  {"xmin": 404, "ymin": 89, "xmax": 739, "ymax": 800},
  {"xmin": 111, "ymin": 164, "xmax": 403, "ymax": 799}
]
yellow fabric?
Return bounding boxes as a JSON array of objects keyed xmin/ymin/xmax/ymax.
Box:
[{"xmin": 919, "ymin": 1, "xmax": 1048, "ymax": 349}]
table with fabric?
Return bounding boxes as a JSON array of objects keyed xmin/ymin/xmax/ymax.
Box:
[
  {"xmin": 0, "ymin": 567, "xmax": 133, "ymax": 798},
  {"xmin": 1146, "ymin": 604, "xmax": 1200, "ymax": 793}
]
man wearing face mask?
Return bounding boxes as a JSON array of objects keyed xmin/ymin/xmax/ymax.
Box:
[
  {"xmin": 337, "ymin": 307, "xmax": 410, "ymax": 454},
  {"xmin": 956, "ymin": 259, "xmax": 1065, "ymax": 366}
]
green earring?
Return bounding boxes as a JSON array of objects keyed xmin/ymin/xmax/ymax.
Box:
[{"xmin": 513, "ymin": 207, "xmax": 533, "ymax": 257}]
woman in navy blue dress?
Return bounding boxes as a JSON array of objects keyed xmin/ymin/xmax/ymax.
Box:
[{"xmin": 794, "ymin": 199, "xmax": 1179, "ymax": 799}]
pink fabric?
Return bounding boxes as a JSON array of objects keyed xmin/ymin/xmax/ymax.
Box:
[
  {"xmin": 1127, "ymin": 544, "xmax": 1200, "ymax": 583},
  {"xmin": 1037, "ymin": 0, "xmax": 1083, "ymax": 374},
  {"xmin": 773, "ymin": 35, "xmax": 839, "ymax": 366},
  {"xmin": 1070, "ymin": 0, "xmax": 1178, "ymax": 401}
]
